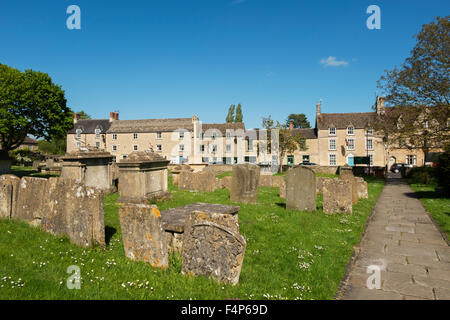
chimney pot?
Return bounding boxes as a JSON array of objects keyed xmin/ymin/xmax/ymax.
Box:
[
  {"xmin": 73, "ymin": 112, "xmax": 80, "ymax": 124},
  {"xmin": 316, "ymin": 101, "xmax": 321, "ymax": 115}
]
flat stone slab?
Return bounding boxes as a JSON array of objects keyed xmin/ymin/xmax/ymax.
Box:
[{"xmin": 161, "ymin": 203, "xmax": 240, "ymax": 233}]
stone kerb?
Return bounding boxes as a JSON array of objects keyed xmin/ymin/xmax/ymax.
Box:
[
  {"xmin": 286, "ymin": 167, "xmax": 316, "ymax": 211},
  {"xmin": 181, "ymin": 203, "xmax": 245, "ymax": 285},
  {"xmin": 117, "ymin": 151, "xmax": 171, "ymax": 203},
  {"xmin": 119, "ymin": 204, "xmax": 168, "ymax": 269}
]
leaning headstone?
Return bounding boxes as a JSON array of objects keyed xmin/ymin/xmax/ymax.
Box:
[
  {"xmin": 339, "ymin": 167, "xmax": 358, "ymax": 205},
  {"xmin": 286, "ymin": 167, "xmax": 316, "ymax": 211},
  {"xmin": 323, "ymin": 179, "xmax": 352, "ymax": 214},
  {"xmin": 179, "ymin": 170, "xmax": 194, "ymax": 191},
  {"xmin": 119, "ymin": 204, "xmax": 168, "ymax": 269},
  {"xmin": 14, "ymin": 177, "xmax": 48, "ymax": 223},
  {"xmin": 192, "ymin": 170, "xmax": 216, "ymax": 192},
  {"xmin": 355, "ymin": 177, "xmax": 368, "ymax": 199},
  {"xmin": 181, "ymin": 203, "xmax": 245, "ymax": 285},
  {"xmin": 230, "ymin": 163, "xmax": 260, "ymax": 204},
  {"xmin": 0, "ymin": 175, "xmax": 20, "ymax": 219}
]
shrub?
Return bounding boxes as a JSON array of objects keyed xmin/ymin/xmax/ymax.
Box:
[
  {"xmin": 407, "ymin": 166, "xmax": 437, "ymax": 185},
  {"xmin": 436, "ymin": 146, "xmax": 450, "ymax": 196}
]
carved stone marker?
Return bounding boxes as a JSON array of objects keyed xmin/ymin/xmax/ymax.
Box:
[
  {"xmin": 0, "ymin": 175, "xmax": 20, "ymax": 219},
  {"xmin": 355, "ymin": 177, "xmax": 368, "ymax": 199},
  {"xmin": 323, "ymin": 179, "xmax": 352, "ymax": 214},
  {"xmin": 286, "ymin": 167, "xmax": 316, "ymax": 211},
  {"xmin": 230, "ymin": 163, "xmax": 260, "ymax": 204},
  {"xmin": 119, "ymin": 204, "xmax": 168, "ymax": 269},
  {"xmin": 339, "ymin": 167, "xmax": 358, "ymax": 205},
  {"xmin": 193, "ymin": 170, "xmax": 216, "ymax": 192},
  {"xmin": 181, "ymin": 203, "xmax": 245, "ymax": 285},
  {"xmin": 14, "ymin": 177, "xmax": 48, "ymax": 223},
  {"xmin": 117, "ymin": 151, "xmax": 171, "ymax": 203},
  {"xmin": 316, "ymin": 177, "xmax": 328, "ymax": 195}
]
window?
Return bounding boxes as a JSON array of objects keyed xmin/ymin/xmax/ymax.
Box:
[
  {"xmin": 347, "ymin": 138, "xmax": 355, "ymax": 150},
  {"xmin": 212, "ymin": 157, "xmax": 217, "ymax": 164},
  {"xmin": 347, "ymin": 126, "xmax": 354, "ymax": 135},
  {"xmin": 366, "ymin": 138, "xmax": 374, "ymax": 150},
  {"xmin": 287, "ymin": 155, "xmax": 294, "ymax": 165},
  {"xmin": 112, "ymin": 133, "xmax": 118, "ymax": 140},
  {"xmin": 406, "ymin": 155, "xmax": 417, "ymax": 166},
  {"xmin": 133, "ymin": 145, "xmax": 138, "ymax": 151},
  {"xmin": 95, "ymin": 142, "xmax": 100, "ymax": 148},
  {"xmin": 156, "ymin": 144, "xmax": 162, "ymax": 152},
  {"xmin": 179, "ymin": 144, "xmax": 184, "ymax": 151},
  {"xmin": 367, "ymin": 128, "xmax": 373, "ymax": 135},
  {"xmin": 76, "ymin": 142, "xmax": 81, "ymax": 148},
  {"xmin": 95, "ymin": 129, "xmax": 101, "ymax": 139},
  {"xmin": 157, "ymin": 132, "xmax": 162, "ymax": 139},
  {"xmin": 226, "ymin": 131, "xmax": 231, "ymax": 138},
  {"xmin": 202, "ymin": 157, "xmax": 209, "ymax": 163},
  {"xmin": 212, "ymin": 145, "xmax": 218, "ymax": 152},
  {"xmin": 328, "ymin": 127, "xmax": 336, "ymax": 136},
  {"xmin": 226, "ymin": 144, "xmax": 231, "ymax": 152},
  {"xmin": 329, "ymin": 139, "xmax": 336, "ymax": 151},
  {"xmin": 247, "ymin": 139, "xmax": 254, "ymax": 151},
  {"xmin": 133, "ymin": 133, "xmax": 138, "ymax": 140},
  {"xmin": 302, "ymin": 155, "xmax": 310, "ymax": 164},
  {"xmin": 369, "ymin": 154, "xmax": 374, "ymax": 166},
  {"xmin": 122, "ymin": 154, "xmax": 128, "ymax": 159},
  {"xmin": 179, "ymin": 131, "xmax": 184, "ymax": 139},
  {"xmin": 212, "ymin": 133, "xmax": 216, "ymax": 140},
  {"xmin": 329, "ymin": 154, "xmax": 337, "ymax": 166},
  {"xmin": 76, "ymin": 129, "xmax": 82, "ymax": 138},
  {"xmin": 200, "ymin": 145, "xmax": 205, "ymax": 152},
  {"xmin": 112, "ymin": 145, "xmax": 117, "ymax": 151}
]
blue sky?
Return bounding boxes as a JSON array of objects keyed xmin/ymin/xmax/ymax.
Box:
[{"xmin": 0, "ymin": 0, "xmax": 448, "ymax": 128}]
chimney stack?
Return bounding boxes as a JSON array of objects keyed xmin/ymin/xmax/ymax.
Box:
[
  {"xmin": 316, "ymin": 101, "xmax": 321, "ymax": 116},
  {"xmin": 73, "ymin": 112, "xmax": 80, "ymax": 124},
  {"xmin": 376, "ymin": 96, "xmax": 385, "ymax": 115},
  {"xmin": 289, "ymin": 121, "xmax": 294, "ymax": 131},
  {"xmin": 110, "ymin": 112, "xmax": 119, "ymax": 122}
]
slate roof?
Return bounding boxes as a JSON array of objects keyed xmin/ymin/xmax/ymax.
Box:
[
  {"xmin": 107, "ymin": 118, "xmax": 193, "ymax": 133},
  {"xmin": 316, "ymin": 112, "xmax": 376, "ymax": 130},
  {"xmin": 22, "ymin": 136, "xmax": 38, "ymax": 145},
  {"xmin": 201, "ymin": 123, "xmax": 246, "ymax": 135},
  {"xmin": 67, "ymin": 119, "xmax": 112, "ymax": 134},
  {"xmin": 292, "ymin": 128, "xmax": 317, "ymax": 139}
]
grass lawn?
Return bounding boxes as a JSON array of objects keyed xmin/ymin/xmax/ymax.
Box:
[
  {"xmin": 0, "ymin": 169, "xmax": 384, "ymax": 300},
  {"xmin": 408, "ymin": 182, "xmax": 450, "ymax": 238}
]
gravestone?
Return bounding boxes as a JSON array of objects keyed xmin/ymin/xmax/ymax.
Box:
[
  {"xmin": 230, "ymin": 163, "xmax": 260, "ymax": 204},
  {"xmin": 355, "ymin": 177, "xmax": 368, "ymax": 199},
  {"xmin": 286, "ymin": 167, "xmax": 316, "ymax": 211},
  {"xmin": 272, "ymin": 176, "xmax": 285, "ymax": 188},
  {"xmin": 0, "ymin": 175, "xmax": 20, "ymax": 219},
  {"xmin": 323, "ymin": 179, "xmax": 352, "ymax": 214},
  {"xmin": 14, "ymin": 177, "xmax": 48, "ymax": 223},
  {"xmin": 339, "ymin": 167, "xmax": 358, "ymax": 205},
  {"xmin": 181, "ymin": 203, "xmax": 245, "ymax": 285},
  {"xmin": 193, "ymin": 170, "xmax": 216, "ymax": 192},
  {"xmin": 316, "ymin": 177, "xmax": 328, "ymax": 195},
  {"xmin": 221, "ymin": 176, "xmax": 232, "ymax": 189},
  {"xmin": 259, "ymin": 175, "xmax": 273, "ymax": 187},
  {"xmin": 119, "ymin": 204, "xmax": 168, "ymax": 269}
]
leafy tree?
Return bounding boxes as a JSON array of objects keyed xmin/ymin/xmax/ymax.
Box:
[
  {"xmin": 38, "ymin": 137, "xmax": 67, "ymax": 155},
  {"xmin": 0, "ymin": 64, "xmax": 73, "ymax": 158},
  {"xmin": 262, "ymin": 116, "xmax": 307, "ymax": 172},
  {"xmin": 226, "ymin": 104, "xmax": 235, "ymax": 123},
  {"xmin": 375, "ymin": 16, "xmax": 450, "ymax": 152},
  {"xmin": 436, "ymin": 144, "xmax": 450, "ymax": 196},
  {"xmin": 286, "ymin": 113, "xmax": 311, "ymax": 128},
  {"xmin": 76, "ymin": 110, "xmax": 91, "ymax": 120},
  {"xmin": 235, "ymin": 104, "xmax": 243, "ymax": 123}
]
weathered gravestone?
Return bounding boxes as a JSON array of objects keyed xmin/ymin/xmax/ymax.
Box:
[
  {"xmin": 0, "ymin": 175, "xmax": 20, "ymax": 219},
  {"xmin": 323, "ymin": 179, "xmax": 352, "ymax": 214},
  {"xmin": 259, "ymin": 175, "xmax": 273, "ymax": 187},
  {"xmin": 355, "ymin": 177, "xmax": 368, "ymax": 199},
  {"xmin": 181, "ymin": 203, "xmax": 246, "ymax": 285},
  {"xmin": 41, "ymin": 177, "xmax": 105, "ymax": 247},
  {"xmin": 221, "ymin": 176, "xmax": 232, "ymax": 189},
  {"xmin": 117, "ymin": 151, "xmax": 171, "ymax": 203},
  {"xmin": 286, "ymin": 167, "xmax": 316, "ymax": 211},
  {"xmin": 193, "ymin": 170, "xmax": 216, "ymax": 192},
  {"xmin": 171, "ymin": 164, "xmax": 193, "ymax": 186},
  {"xmin": 272, "ymin": 176, "xmax": 286, "ymax": 188},
  {"xmin": 13, "ymin": 177, "xmax": 48, "ymax": 223},
  {"xmin": 119, "ymin": 204, "xmax": 168, "ymax": 269},
  {"xmin": 316, "ymin": 177, "xmax": 328, "ymax": 195},
  {"xmin": 339, "ymin": 167, "xmax": 358, "ymax": 205},
  {"xmin": 230, "ymin": 163, "xmax": 260, "ymax": 204}
]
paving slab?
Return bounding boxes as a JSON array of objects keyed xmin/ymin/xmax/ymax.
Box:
[{"xmin": 338, "ymin": 176, "xmax": 450, "ymax": 300}]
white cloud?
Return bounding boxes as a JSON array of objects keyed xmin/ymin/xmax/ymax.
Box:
[{"xmin": 320, "ymin": 56, "xmax": 349, "ymax": 67}]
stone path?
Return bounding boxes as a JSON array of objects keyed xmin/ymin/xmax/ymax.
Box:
[{"xmin": 338, "ymin": 175, "xmax": 450, "ymax": 300}]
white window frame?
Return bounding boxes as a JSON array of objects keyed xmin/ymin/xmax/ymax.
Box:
[
  {"xmin": 133, "ymin": 145, "xmax": 138, "ymax": 151},
  {"xmin": 367, "ymin": 128, "xmax": 373, "ymax": 135},
  {"xmin": 76, "ymin": 129, "xmax": 82, "ymax": 139},
  {"xmin": 156, "ymin": 132, "xmax": 162, "ymax": 139},
  {"xmin": 179, "ymin": 144, "xmax": 184, "ymax": 151},
  {"xmin": 347, "ymin": 138, "xmax": 355, "ymax": 151},
  {"xmin": 112, "ymin": 145, "xmax": 117, "ymax": 151},
  {"xmin": 133, "ymin": 133, "xmax": 138, "ymax": 140},
  {"xmin": 226, "ymin": 144, "xmax": 231, "ymax": 153},
  {"xmin": 200, "ymin": 144, "xmax": 205, "ymax": 152},
  {"xmin": 112, "ymin": 133, "xmax": 118, "ymax": 140},
  {"xmin": 347, "ymin": 126, "xmax": 355, "ymax": 135},
  {"xmin": 328, "ymin": 138, "xmax": 336, "ymax": 151},
  {"xmin": 95, "ymin": 141, "xmax": 100, "ymax": 148},
  {"xmin": 76, "ymin": 142, "xmax": 81, "ymax": 148},
  {"xmin": 366, "ymin": 138, "xmax": 374, "ymax": 151},
  {"xmin": 328, "ymin": 154, "xmax": 337, "ymax": 166},
  {"xmin": 95, "ymin": 129, "xmax": 101, "ymax": 139},
  {"xmin": 369, "ymin": 154, "xmax": 374, "ymax": 166},
  {"xmin": 179, "ymin": 131, "xmax": 185, "ymax": 139},
  {"xmin": 328, "ymin": 127, "xmax": 336, "ymax": 136},
  {"xmin": 156, "ymin": 144, "xmax": 162, "ymax": 152}
]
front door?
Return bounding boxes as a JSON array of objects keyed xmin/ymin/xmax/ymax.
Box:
[{"xmin": 347, "ymin": 154, "xmax": 354, "ymax": 166}]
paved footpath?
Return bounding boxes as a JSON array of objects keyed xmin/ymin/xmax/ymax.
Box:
[{"xmin": 338, "ymin": 175, "xmax": 450, "ymax": 300}]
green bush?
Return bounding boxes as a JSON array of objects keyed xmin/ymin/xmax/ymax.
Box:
[
  {"xmin": 436, "ymin": 146, "xmax": 450, "ymax": 196},
  {"xmin": 407, "ymin": 166, "xmax": 437, "ymax": 185},
  {"xmin": 9, "ymin": 149, "xmax": 41, "ymax": 165}
]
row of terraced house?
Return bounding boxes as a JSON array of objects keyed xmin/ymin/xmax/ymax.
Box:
[{"xmin": 66, "ymin": 97, "xmax": 441, "ymax": 170}]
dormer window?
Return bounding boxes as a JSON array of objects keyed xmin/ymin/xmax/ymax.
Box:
[
  {"xmin": 76, "ymin": 129, "xmax": 82, "ymax": 138},
  {"xmin": 328, "ymin": 127, "xmax": 336, "ymax": 136},
  {"xmin": 347, "ymin": 126, "xmax": 354, "ymax": 135}
]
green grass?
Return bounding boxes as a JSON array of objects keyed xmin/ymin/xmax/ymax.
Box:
[
  {"xmin": 216, "ymin": 171, "xmax": 232, "ymax": 179},
  {"xmin": 9, "ymin": 166, "xmax": 60, "ymax": 179},
  {"xmin": 0, "ymin": 173, "xmax": 384, "ymax": 300},
  {"xmin": 408, "ymin": 182, "xmax": 450, "ymax": 238}
]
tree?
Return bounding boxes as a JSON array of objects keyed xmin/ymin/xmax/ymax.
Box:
[
  {"xmin": 76, "ymin": 110, "xmax": 91, "ymax": 120},
  {"xmin": 375, "ymin": 16, "xmax": 450, "ymax": 152},
  {"xmin": 0, "ymin": 64, "xmax": 73, "ymax": 158},
  {"xmin": 262, "ymin": 116, "xmax": 307, "ymax": 172},
  {"xmin": 226, "ymin": 104, "xmax": 235, "ymax": 123},
  {"xmin": 286, "ymin": 113, "xmax": 311, "ymax": 128},
  {"xmin": 235, "ymin": 104, "xmax": 243, "ymax": 123}
]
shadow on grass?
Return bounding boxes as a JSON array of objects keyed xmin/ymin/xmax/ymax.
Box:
[
  {"xmin": 405, "ymin": 191, "xmax": 446, "ymax": 200},
  {"xmin": 275, "ymin": 202, "xmax": 286, "ymax": 209},
  {"xmin": 105, "ymin": 226, "xmax": 117, "ymax": 245}
]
